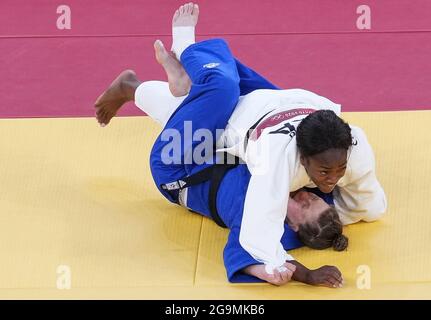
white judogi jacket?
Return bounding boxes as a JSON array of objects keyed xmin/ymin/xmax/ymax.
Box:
[{"xmin": 216, "ymin": 89, "xmax": 387, "ymax": 273}]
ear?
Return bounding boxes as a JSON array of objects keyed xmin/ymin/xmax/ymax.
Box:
[
  {"xmin": 285, "ymin": 217, "xmax": 299, "ymax": 232},
  {"xmin": 300, "ymin": 155, "xmax": 307, "ymax": 167}
]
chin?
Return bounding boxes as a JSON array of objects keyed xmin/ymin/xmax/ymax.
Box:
[{"xmin": 319, "ymin": 186, "xmax": 335, "ymax": 193}]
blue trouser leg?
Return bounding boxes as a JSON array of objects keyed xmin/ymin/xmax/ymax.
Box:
[
  {"xmin": 183, "ymin": 57, "xmax": 283, "ymax": 215},
  {"xmin": 150, "ymin": 39, "xmax": 240, "ymax": 203}
]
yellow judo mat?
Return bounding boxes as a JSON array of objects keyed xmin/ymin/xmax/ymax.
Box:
[{"xmin": 1, "ymin": 110, "xmax": 430, "ymax": 299}]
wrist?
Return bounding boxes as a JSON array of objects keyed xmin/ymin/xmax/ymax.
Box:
[
  {"xmin": 243, "ymin": 264, "xmax": 267, "ymax": 280},
  {"xmin": 289, "ymin": 260, "xmax": 311, "ymax": 284},
  {"xmin": 305, "ymin": 269, "xmax": 313, "ymax": 285}
]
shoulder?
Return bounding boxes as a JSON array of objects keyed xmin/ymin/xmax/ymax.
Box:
[
  {"xmin": 344, "ymin": 125, "xmax": 376, "ymax": 180},
  {"xmin": 242, "ymin": 89, "xmax": 280, "ymax": 100},
  {"xmin": 279, "ymin": 89, "xmax": 342, "ymax": 115},
  {"xmin": 349, "ymin": 125, "xmax": 373, "ymax": 154}
]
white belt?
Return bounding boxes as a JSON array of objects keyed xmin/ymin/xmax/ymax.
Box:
[{"xmin": 178, "ymin": 188, "xmax": 189, "ymax": 208}]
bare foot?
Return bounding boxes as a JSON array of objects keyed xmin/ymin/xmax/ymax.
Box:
[
  {"xmin": 172, "ymin": 3, "xmax": 199, "ymax": 27},
  {"xmin": 154, "ymin": 40, "xmax": 191, "ymax": 97},
  {"xmin": 94, "ymin": 70, "xmax": 140, "ymax": 126}
]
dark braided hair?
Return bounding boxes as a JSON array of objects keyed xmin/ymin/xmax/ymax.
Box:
[
  {"xmin": 297, "ymin": 206, "xmax": 348, "ymax": 251},
  {"xmin": 296, "ymin": 110, "xmax": 353, "ymax": 157}
]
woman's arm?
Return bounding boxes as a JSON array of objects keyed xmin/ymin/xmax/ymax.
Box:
[
  {"xmin": 243, "ymin": 261, "xmax": 343, "ymax": 288},
  {"xmin": 242, "ymin": 262, "xmax": 296, "ymax": 286},
  {"xmin": 289, "ymin": 260, "xmax": 343, "ymax": 288},
  {"xmin": 333, "ymin": 126, "xmax": 387, "ymax": 225}
]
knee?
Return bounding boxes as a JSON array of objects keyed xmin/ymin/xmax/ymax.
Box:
[
  {"xmin": 219, "ymin": 75, "xmax": 240, "ymax": 99},
  {"xmin": 149, "ymin": 141, "xmax": 172, "ymax": 183},
  {"xmin": 149, "ymin": 146, "xmax": 182, "ymax": 204},
  {"xmin": 199, "ymin": 68, "xmax": 239, "ymax": 95},
  {"xmin": 208, "ymin": 73, "xmax": 240, "ymax": 107}
]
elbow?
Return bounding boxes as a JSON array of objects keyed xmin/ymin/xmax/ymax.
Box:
[
  {"xmin": 363, "ymin": 209, "xmax": 386, "ymax": 222},
  {"xmin": 363, "ymin": 194, "xmax": 388, "ymax": 222}
]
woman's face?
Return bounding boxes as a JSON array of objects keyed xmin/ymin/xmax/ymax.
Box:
[
  {"xmin": 300, "ymin": 148, "xmax": 348, "ymax": 193},
  {"xmin": 286, "ymin": 190, "xmax": 330, "ymax": 231}
]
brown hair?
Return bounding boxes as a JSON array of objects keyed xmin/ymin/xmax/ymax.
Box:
[{"xmin": 297, "ymin": 206, "xmax": 348, "ymax": 251}]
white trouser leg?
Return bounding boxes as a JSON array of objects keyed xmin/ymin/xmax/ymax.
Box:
[{"xmin": 134, "ymin": 81, "xmax": 187, "ymax": 127}]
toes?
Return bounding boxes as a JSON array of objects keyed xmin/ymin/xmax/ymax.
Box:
[
  {"xmin": 154, "ymin": 39, "xmax": 168, "ymax": 64},
  {"xmin": 154, "ymin": 39, "xmax": 164, "ymax": 51},
  {"xmin": 172, "ymin": 9, "xmax": 179, "ymax": 22},
  {"xmin": 183, "ymin": 4, "xmax": 189, "ymax": 14},
  {"xmin": 186, "ymin": 3, "xmax": 193, "ymax": 14},
  {"xmin": 105, "ymin": 112, "xmax": 115, "ymax": 125},
  {"xmin": 95, "ymin": 106, "xmax": 102, "ymax": 116},
  {"xmin": 102, "ymin": 111, "xmax": 111, "ymax": 126},
  {"xmin": 94, "ymin": 92, "xmax": 105, "ymax": 106},
  {"xmin": 98, "ymin": 109, "xmax": 107, "ymax": 125},
  {"xmin": 192, "ymin": 3, "xmax": 199, "ymax": 16},
  {"xmin": 95, "ymin": 107, "xmax": 105, "ymax": 124},
  {"xmin": 102, "ymin": 115, "xmax": 110, "ymax": 126},
  {"xmin": 157, "ymin": 39, "xmax": 165, "ymax": 50},
  {"xmin": 179, "ymin": 5, "xmax": 185, "ymax": 15},
  {"xmin": 96, "ymin": 115, "xmax": 104, "ymax": 126},
  {"xmin": 104, "ymin": 111, "xmax": 116, "ymax": 126}
]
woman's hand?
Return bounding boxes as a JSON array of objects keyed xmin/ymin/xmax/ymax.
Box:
[
  {"xmin": 306, "ymin": 265, "xmax": 343, "ymax": 288},
  {"xmin": 290, "ymin": 260, "xmax": 343, "ymax": 288}
]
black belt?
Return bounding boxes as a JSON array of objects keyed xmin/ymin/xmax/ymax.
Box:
[
  {"xmin": 161, "ymin": 153, "xmax": 240, "ymax": 228},
  {"xmin": 244, "ymin": 109, "xmax": 274, "ymax": 151}
]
